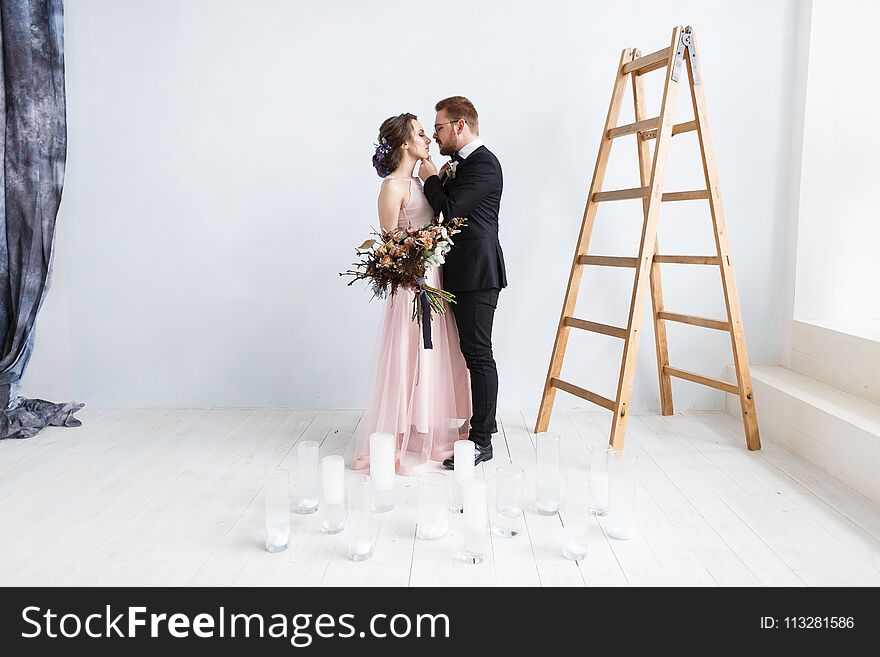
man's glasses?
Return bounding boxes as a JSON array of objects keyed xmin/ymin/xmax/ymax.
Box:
[{"xmin": 433, "ymin": 120, "xmax": 462, "ymax": 133}]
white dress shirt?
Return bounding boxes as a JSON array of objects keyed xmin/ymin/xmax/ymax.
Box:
[{"xmin": 457, "ymin": 138, "xmax": 484, "ymax": 159}]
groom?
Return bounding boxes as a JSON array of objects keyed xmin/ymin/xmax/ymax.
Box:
[{"xmin": 419, "ymin": 96, "xmax": 507, "ymax": 468}]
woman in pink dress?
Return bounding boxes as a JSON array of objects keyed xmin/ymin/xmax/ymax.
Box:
[{"xmin": 351, "ymin": 113, "xmax": 472, "ymax": 476}]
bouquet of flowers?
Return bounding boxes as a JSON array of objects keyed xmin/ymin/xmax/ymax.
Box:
[{"xmin": 340, "ymin": 215, "xmax": 467, "ymax": 349}]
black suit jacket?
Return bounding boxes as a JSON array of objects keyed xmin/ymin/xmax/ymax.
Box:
[{"xmin": 423, "ymin": 145, "xmax": 508, "ymax": 293}]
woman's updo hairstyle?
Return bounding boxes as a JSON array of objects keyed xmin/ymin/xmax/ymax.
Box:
[{"xmin": 372, "ymin": 112, "xmax": 417, "ymax": 178}]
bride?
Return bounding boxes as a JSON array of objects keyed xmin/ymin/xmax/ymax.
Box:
[{"xmin": 350, "ymin": 113, "xmax": 472, "ymax": 476}]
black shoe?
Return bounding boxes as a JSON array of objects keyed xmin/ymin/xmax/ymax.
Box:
[{"xmin": 442, "ymin": 443, "xmax": 493, "ymax": 469}]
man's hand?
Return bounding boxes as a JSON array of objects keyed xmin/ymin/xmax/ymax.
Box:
[{"xmin": 418, "ymin": 156, "xmax": 438, "ymax": 182}]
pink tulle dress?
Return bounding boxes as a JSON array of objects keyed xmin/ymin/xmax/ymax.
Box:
[{"xmin": 351, "ymin": 176, "xmax": 472, "ymax": 476}]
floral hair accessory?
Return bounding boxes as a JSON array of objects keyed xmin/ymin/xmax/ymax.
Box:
[{"xmin": 372, "ymin": 137, "xmax": 393, "ymax": 178}]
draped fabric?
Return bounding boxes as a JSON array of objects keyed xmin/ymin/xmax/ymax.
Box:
[{"xmin": 0, "ymin": 0, "xmax": 82, "ymax": 439}]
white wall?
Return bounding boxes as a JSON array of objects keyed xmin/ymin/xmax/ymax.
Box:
[
  {"xmin": 22, "ymin": 0, "xmax": 799, "ymax": 410},
  {"xmin": 793, "ymin": 0, "xmax": 880, "ymax": 322},
  {"xmin": 778, "ymin": 0, "xmax": 813, "ymax": 368}
]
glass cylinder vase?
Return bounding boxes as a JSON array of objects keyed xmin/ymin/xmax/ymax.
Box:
[
  {"xmin": 321, "ymin": 455, "xmax": 345, "ymax": 534},
  {"xmin": 535, "ymin": 432, "xmax": 561, "ymax": 515},
  {"xmin": 346, "ymin": 473, "xmax": 375, "ymax": 561},
  {"xmin": 562, "ymin": 474, "xmax": 591, "ymax": 560},
  {"xmin": 294, "ymin": 440, "xmax": 320, "ymax": 514},
  {"xmin": 492, "ymin": 464, "xmax": 524, "ymax": 537},
  {"xmin": 607, "ymin": 451, "xmax": 638, "ymax": 540},
  {"xmin": 369, "ymin": 432, "xmax": 396, "ymax": 513},
  {"xmin": 590, "ymin": 439, "xmax": 611, "ymax": 517},
  {"xmin": 417, "ymin": 472, "xmax": 449, "ymax": 540},
  {"xmin": 452, "ymin": 439, "xmax": 475, "ymax": 513},
  {"xmin": 264, "ymin": 468, "xmax": 290, "ymax": 553},
  {"xmin": 462, "ymin": 478, "xmax": 488, "ymax": 564}
]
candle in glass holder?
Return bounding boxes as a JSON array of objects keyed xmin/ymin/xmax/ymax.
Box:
[
  {"xmin": 321, "ymin": 455, "xmax": 345, "ymax": 534},
  {"xmin": 294, "ymin": 440, "xmax": 320, "ymax": 514},
  {"xmin": 369, "ymin": 432, "xmax": 396, "ymax": 513},
  {"xmin": 562, "ymin": 474, "xmax": 591, "ymax": 560},
  {"xmin": 417, "ymin": 472, "xmax": 449, "ymax": 540},
  {"xmin": 535, "ymin": 432, "xmax": 561, "ymax": 515},
  {"xmin": 346, "ymin": 473, "xmax": 375, "ymax": 561},
  {"xmin": 590, "ymin": 439, "xmax": 610, "ymax": 516},
  {"xmin": 264, "ymin": 468, "xmax": 290, "ymax": 553},
  {"xmin": 452, "ymin": 439, "xmax": 475, "ymax": 512},
  {"xmin": 462, "ymin": 478, "xmax": 488, "ymax": 563}
]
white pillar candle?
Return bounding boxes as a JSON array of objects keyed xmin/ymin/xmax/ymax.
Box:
[
  {"xmin": 453, "ymin": 439, "xmax": 475, "ymax": 482},
  {"xmin": 452, "ymin": 439, "xmax": 475, "ymax": 512},
  {"xmin": 321, "ymin": 455, "xmax": 345, "ymax": 505},
  {"xmin": 463, "ymin": 478, "xmax": 487, "ymax": 528},
  {"xmin": 369, "ymin": 433, "xmax": 395, "ymax": 489},
  {"xmin": 369, "ymin": 432, "xmax": 395, "ymax": 513}
]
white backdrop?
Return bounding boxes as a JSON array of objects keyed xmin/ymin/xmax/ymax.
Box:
[
  {"xmin": 793, "ymin": 0, "xmax": 880, "ymax": 322},
  {"xmin": 22, "ymin": 0, "xmax": 799, "ymax": 410}
]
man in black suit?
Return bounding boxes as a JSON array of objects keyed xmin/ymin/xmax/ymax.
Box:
[{"xmin": 418, "ymin": 96, "xmax": 507, "ymax": 468}]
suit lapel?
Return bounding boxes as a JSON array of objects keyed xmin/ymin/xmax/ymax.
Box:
[{"xmin": 444, "ymin": 145, "xmax": 486, "ymax": 186}]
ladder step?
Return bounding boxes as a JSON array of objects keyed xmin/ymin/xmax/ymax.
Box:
[
  {"xmin": 551, "ymin": 378, "xmax": 617, "ymax": 411},
  {"xmin": 563, "ymin": 316, "xmax": 627, "ymax": 339},
  {"xmin": 661, "ymin": 189, "xmax": 709, "ymax": 201},
  {"xmin": 653, "ymin": 255, "xmax": 720, "ymax": 265},
  {"xmin": 592, "ymin": 187, "xmax": 648, "ymax": 202},
  {"xmin": 592, "ymin": 188, "xmax": 709, "ymax": 202},
  {"xmin": 577, "ymin": 255, "xmax": 639, "ymax": 268},
  {"xmin": 664, "ymin": 367, "xmax": 740, "ymax": 395},
  {"xmin": 640, "ymin": 120, "xmax": 698, "ymax": 140},
  {"xmin": 607, "ymin": 117, "xmax": 660, "ymax": 139},
  {"xmin": 621, "ymin": 47, "xmax": 671, "ymax": 75},
  {"xmin": 657, "ymin": 311, "xmax": 730, "ymax": 331}
]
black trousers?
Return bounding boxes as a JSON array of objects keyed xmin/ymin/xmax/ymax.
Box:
[{"xmin": 451, "ymin": 288, "xmax": 500, "ymax": 448}]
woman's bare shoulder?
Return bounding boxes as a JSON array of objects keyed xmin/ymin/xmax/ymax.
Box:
[{"xmin": 378, "ymin": 178, "xmax": 407, "ymax": 200}]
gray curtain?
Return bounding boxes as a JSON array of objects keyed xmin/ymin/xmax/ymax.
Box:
[{"xmin": 0, "ymin": 0, "xmax": 82, "ymax": 439}]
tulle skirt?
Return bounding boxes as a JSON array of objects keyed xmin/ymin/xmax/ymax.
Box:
[{"xmin": 352, "ymin": 266, "xmax": 472, "ymax": 476}]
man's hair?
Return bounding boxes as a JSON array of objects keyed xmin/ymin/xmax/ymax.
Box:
[{"xmin": 435, "ymin": 96, "xmax": 479, "ymax": 135}]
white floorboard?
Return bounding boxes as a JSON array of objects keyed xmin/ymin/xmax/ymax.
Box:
[{"xmin": 1, "ymin": 408, "xmax": 877, "ymax": 586}]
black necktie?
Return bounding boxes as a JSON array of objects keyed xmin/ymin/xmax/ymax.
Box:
[{"xmin": 451, "ymin": 152, "xmax": 461, "ymax": 162}]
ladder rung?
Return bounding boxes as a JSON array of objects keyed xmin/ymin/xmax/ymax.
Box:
[
  {"xmin": 664, "ymin": 367, "xmax": 740, "ymax": 395},
  {"xmin": 607, "ymin": 117, "xmax": 660, "ymax": 139},
  {"xmin": 551, "ymin": 378, "xmax": 617, "ymax": 411},
  {"xmin": 641, "ymin": 120, "xmax": 698, "ymax": 140},
  {"xmin": 653, "ymin": 255, "xmax": 720, "ymax": 265},
  {"xmin": 661, "ymin": 190, "xmax": 709, "ymax": 201},
  {"xmin": 564, "ymin": 316, "xmax": 627, "ymax": 339},
  {"xmin": 621, "ymin": 47, "xmax": 672, "ymax": 74},
  {"xmin": 577, "ymin": 255, "xmax": 639, "ymax": 268},
  {"xmin": 592, "ymin": 187, "xmax": 648, "ymax": 202},
  {"xmin": 658, "ymin": 311, "xmax": 730, "ymax": 331},
  {"xmin": 592, "ymin": 188, "xmax": 708, "ymax": 202}
]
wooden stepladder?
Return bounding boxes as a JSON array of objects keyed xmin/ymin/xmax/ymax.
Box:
[{"xmin": 535, "ymin": 26, "xmax": 760, "ymax": 451}]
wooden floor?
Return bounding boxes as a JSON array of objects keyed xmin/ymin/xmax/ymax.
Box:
[{"xmin": 1, "ymin": 407, "xmax": 878, "ymax": 587}]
